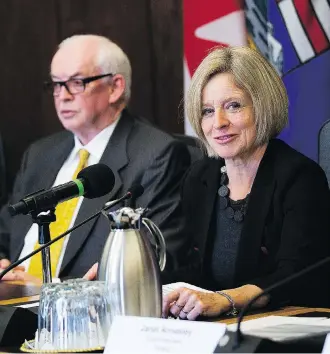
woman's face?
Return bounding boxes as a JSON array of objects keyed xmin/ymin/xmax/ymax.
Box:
[{"xmin": 201, "ymin": 72, "xmax": 257, "ymax": 161}]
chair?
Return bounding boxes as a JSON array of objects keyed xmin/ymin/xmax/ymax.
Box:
[
  {"xmin": 173, "ymin": 133, "xmax": 205, "ymax": 163},
  {"xmin": 0, "ymin": 134, "xmax": 6, "ymax": 205},
  {"xmin": 318, "ymin": 119, "xmax": 330, "ymax": 186}
]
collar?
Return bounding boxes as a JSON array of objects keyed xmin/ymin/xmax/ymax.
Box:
[{"xmin": 70, "ymin": 114, "xmax": 121, "ymax": 162}]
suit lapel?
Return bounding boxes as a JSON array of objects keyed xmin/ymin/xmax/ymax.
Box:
[
  {"xmin": 60, "ymin": 112, "xmax": 132, "ymax": 272},
  {"xmin": 234, "ymin": 143, "xmax": 276, "ymax": 284},
  {"xmin": 194, "ymin": 159, "xmax": 221, "ymax": 258},
  {"xmin": 35, "ymin": 134, "xmax": 74, "ymax": 191},
  {"xmin": 11, "ymin": 134, "xmax": 74, "ymax": 261}
]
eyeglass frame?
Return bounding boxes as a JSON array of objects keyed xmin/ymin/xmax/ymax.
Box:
[{"xmin": 44, "ymin": 73, "xmax": 114, "ymax": 96}]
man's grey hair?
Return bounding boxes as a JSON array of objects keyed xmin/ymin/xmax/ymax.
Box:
[{"xmin": 58, "ymin": 34, "xmax": 132, "ymax": 103}]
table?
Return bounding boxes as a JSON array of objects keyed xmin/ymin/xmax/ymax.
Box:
[
  {"xmin": 1, "ymin": 281, "xmax": 330, "ymax": 323},
  {"xmin": 1, "ymin": 282, "xmax": 330, "ymax": 353},
  {"xmin": 0, "ymin": 281, "xmax": 40, "ymax": 306},
  {"xmin": 218, "ymin": 306, "xmax": 330, "ymax": 324}
]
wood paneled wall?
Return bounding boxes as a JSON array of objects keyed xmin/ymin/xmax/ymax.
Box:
[{"xmin": 0, "ymin": 0, "xmax": 184, "ymax": 194}]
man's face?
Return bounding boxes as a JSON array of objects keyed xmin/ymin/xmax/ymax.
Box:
[{"xmin": 50, "ymin": 43, "xmax": 112, "ymax": 139}]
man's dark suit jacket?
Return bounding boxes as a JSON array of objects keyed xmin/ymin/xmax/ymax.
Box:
[
  {"xmin": 180, "ymin": 139, "xmax": 330, "ymax": 307},
  {"xmin": 0, "ymin": 110, "xmax": 191, "ymax": 278}
]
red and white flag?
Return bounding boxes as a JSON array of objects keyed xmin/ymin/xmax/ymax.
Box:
[
  {"xmin": 276, "ymin": 0, "xmax": 330, "ymax": 63},
  {"xmin": 183, "ymin": 0, "xmax": 247, "ymax": 135}
]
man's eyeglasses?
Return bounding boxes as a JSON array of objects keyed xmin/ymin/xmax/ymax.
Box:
[{"xmin": 44, "ymin": 73, "xmax": 114, "ymax": 96}]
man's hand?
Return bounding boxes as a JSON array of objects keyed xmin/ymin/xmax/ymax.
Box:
[
  {"xmin": 0, "ymin": 258, "xmax": 11, "ymax": 269},
  {"xmin": 1, "ymin": 269, "xmax": 42, "ymax": 284},
  {"xmin": 0, "ymin": 258, "xmax": 26, "ymax": 278},
  {"xmin": 0, "ymin": 259, "xmax": 41, "ymax": 284},
  {"xmin": 83, "ymin": 263, "xmax": 98, "ymax": 281}
]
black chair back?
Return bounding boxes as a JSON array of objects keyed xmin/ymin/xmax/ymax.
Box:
[
  {"xmin": 173, "ymin": 134, "xmax": 205, "ymax": 163},
  {"xmin": 318, "ymin": 119, "xmax": 330, "ymax": 186},
  {"xmin": 0, "ymin": 134, "xmax": 6, "ymax": 205}
]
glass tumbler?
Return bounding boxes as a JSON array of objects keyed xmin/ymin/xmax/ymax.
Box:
[{"xmin": 36, "ymin": 280, "xmax": 111, "ymax": 351}]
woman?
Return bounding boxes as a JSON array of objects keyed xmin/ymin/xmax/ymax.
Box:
[{"xmin": 162, "ymin": 46, "xmax": 330, "ymax": 321}]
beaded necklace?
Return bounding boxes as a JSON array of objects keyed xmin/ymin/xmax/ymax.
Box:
[{"xmin": 217, "ymin": 166, "xmax": 249, "ymax": 223}]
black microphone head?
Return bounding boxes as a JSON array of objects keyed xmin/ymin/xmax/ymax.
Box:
[
  {"xmin": 8, "ymin": 201, "xmax": 26, "ymax": 217},
  {"xmin": 128, "ymin": 184, "xmax": 144, "ymax": 200},
  {"xmin": 77, "ymin": 164, "xmax": 115, "ymax": 198}
]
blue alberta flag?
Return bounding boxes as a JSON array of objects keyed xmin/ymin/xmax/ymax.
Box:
[{"xmin": 246, "ymin": 0, "xmax": 330, "ymax": 161}]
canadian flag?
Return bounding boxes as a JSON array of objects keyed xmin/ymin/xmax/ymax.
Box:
[{"xmin": 183, "ymin": 0, "xmax": 247, "ymax": 135}]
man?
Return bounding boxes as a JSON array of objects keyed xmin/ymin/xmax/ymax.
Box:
[{"xmin": 0, "ymin": 34, "xmax": 190, "ymax": 281}]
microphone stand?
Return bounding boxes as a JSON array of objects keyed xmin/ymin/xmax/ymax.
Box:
[
  {"xmin": 0, "ymin": 193, "xmax": 131, "ymax": 281},
  {"xmin": 31, "ymin": 209, "xmax": 56, "ymax": 284}
]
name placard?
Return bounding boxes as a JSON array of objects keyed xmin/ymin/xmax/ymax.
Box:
[{"xmin": 104, "ymin": 316, "xmax": 226, "ymax": 354}]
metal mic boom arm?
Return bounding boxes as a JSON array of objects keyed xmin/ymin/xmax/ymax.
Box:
[{"xmin": 0, "ymin": 193, "xmax": 132, "ymax": 281}]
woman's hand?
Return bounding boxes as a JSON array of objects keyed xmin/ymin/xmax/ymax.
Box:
[{"xmin": 162, "ymin": 287, "xmax": 231, "ymax": 320}]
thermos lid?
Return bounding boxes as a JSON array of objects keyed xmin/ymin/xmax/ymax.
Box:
[{"xmin": 104, "ymin": 207, "xmax": 146, "ymax": 229}]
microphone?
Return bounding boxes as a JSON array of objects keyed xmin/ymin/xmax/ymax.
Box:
[
  {"xmin": 127, "ymin": 184, "xmax": 144, "ymax": 200},
  {"xmin": 8, "ymin": 164, "xmax": 115, "ymax": 216},
  {"xmin": 0, "ymin": 184, "xmax": 144, "ymax": 281},
  {"xmin": 220, "ymin": 256, "xmax": 330, "ymax": 352},
  {"xmin": 107, "ymin": 183, "xmax": 144, "ymax": 209},
  {"xmin": 124, "ymin": 184, "xmax": 144, "ymax": 208}
]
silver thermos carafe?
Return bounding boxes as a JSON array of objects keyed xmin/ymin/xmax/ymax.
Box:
[{"xmin": 98, "ymin": 207, "xmax": 166, "ymax": 320}]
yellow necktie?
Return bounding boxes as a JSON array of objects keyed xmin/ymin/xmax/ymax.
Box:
[{"xmin": 28, "ymin": 149, "xmax": 90, "ymax": 278}]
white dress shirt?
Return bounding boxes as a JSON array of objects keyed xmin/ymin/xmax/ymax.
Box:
[{"xmin": 19, "ymin": 118, "xmax": 119, "ymax": 276}]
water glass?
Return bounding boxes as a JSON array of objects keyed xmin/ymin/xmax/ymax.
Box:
[{"xmin": 35, "ymin": 279, "xmax": 111, "ymax": 350}]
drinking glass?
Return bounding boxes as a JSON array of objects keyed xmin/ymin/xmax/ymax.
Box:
[{"xmin": 36, "ymin": 280, "xmax": 111, "ymax": 351}]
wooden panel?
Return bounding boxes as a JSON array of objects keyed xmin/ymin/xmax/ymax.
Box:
[
  {"xmin": 0, "ymin": 0, "xmax": 61, "ymax": 189},
  {"xmin": 148, "ymin": 0, "xmax": 184, "ymax": 133},
  {"xmin": 0, "ymin": 0, "xmax": 184, "ymax": 193},
  {"xmin": 55, "ymin": 0, "xmax": 154, "ymax": 123}
]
